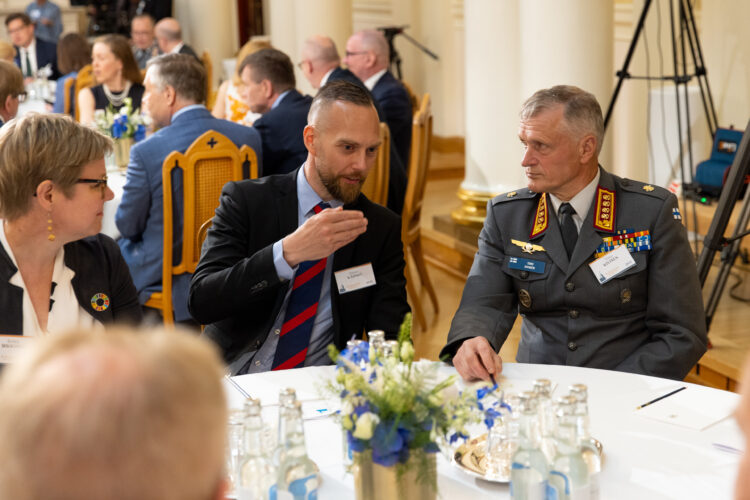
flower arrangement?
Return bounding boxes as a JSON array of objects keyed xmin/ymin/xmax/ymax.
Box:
[
  {"xmin": 93, "ymin": 97, "xmax": 147, "ymax": 142},
  {"xmin": 326, "ymin": 314, "xmax": 482, "ymax": 487}
]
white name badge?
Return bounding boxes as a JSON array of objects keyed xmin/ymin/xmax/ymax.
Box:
[
  {"xmin": 334, "ymin": 263, "xmax": 376, "ymax": 294},
  {"xmin": 588, "ymin": 244, "xmax": 636, "ymax": 284},
  {"xmin": 0, "ymin": 335, "xmax": 33, "ymax": 364}
]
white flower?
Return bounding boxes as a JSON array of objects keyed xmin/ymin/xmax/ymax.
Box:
[
  {"xmin": 352, "ymin": 412, "xmax": 379, "ymax": 440},
  {"xmin": 400, "ymin": 341, "xmax": 414, "ymax": 363},
  {"xmin": 341, "ymin": 400, "xmax": 354, "ymax": 416}
]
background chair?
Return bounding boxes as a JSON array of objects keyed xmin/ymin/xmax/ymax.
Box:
[
  {"xmin": 73, "ymin": 64, "xmax": 95, "ymax": 121},
  {"xmin": 360, "ymin": 122, "xmax": 390, "ymax": 206},
  {"xmin": 143, "ymin": 130, "xmax": 259, "ymax": 324},
  {"xmin": 63, "ymin": 76, "xmax": 75, "ymax": 115},
  {"xmin": 402, "ymin": 93, "xmax": 438, "ymax": 330},
  {"xmin": 201, "ymin": 50, "xmax": 215, "ymax": 109}
]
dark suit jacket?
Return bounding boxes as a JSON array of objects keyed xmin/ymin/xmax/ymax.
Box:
[
  {"xmin": 188, "ymin": 169, "xmax": 410, "ymax": 365},
  {"xmin": 371, "ymin": 70, "xmax": 412, "ymax": 172},
  {"xmin": 116, "ymin": 106, "xmax": 262, "ymax": 322},
  {"xmin": 178, "ymin": 43, "xmax": 200, "ymax": 60},
  {"xmin": 0, "ymin": 234, "xmax": 142, "ymax": 334},
  {"xmin": 14, "ymin": 37, "xmax": 59, "ymax": 79},
  {"xmin": 253, "ymin": 89, "xmax": 312, "ymax": 177},
  {"xmin": 328, "ymin": 68, "xmax": 406, "ymax": 214}
]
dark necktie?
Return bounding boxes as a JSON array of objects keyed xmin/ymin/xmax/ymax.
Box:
[
  {"xmin": 558, "ymin": 202, "xmax": 578, "ymax": 259},
  {"xmin": 272, "ymin": 202, "xmax": 331, "ymax": 370},
  {"xmin": 23, "ymin": 50, "xmax": 32, "ymax": 78}
]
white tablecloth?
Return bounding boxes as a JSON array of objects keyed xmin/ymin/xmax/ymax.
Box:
[
  {"xmin": 226, "ymin": 363, "xmax": 742, "ymax": 500},
  {"xmin": 102, "ymin": 169, "xmax": 127, "ymax": 239}
]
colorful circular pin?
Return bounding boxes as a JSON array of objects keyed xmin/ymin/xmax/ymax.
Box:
[{"xmin": 91, "ymin": 293, "xmax": 110, "ymax": 312}]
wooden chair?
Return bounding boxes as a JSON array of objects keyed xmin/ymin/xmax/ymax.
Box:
[
  {"xmin": 402, "ymin": 93, "xmax": 438, "ymax": 330},
  {"xmin": 201, "ymin": 50, "xmax": 216, "ymax": 109},
  {"xmin": 73, "ymin": 64, "xmax": 95, "ymax": 122},
  {"xmin": 63, "ymin": 76, "xmax": 75, "ymax": 115},
  {"xmin": 143, "ymin": 130, "xmax": 259, "ymax": 325},
  {"xmin": 360, "ymin": 122, "xmax": 390, "ymax": 206}
]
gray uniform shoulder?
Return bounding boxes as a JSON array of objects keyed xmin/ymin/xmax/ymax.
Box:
[
  {"xmin": 492, "ymin": 188, "xmax": 537, "ymax": 206},
  {"xmin": 615, "ymin": 175, "xmax": 671, "ymax": 201}
]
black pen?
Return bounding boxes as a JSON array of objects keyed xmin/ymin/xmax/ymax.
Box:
[{"xmin": 635, "ymin": 386, "xmax": 686, "ymax": 410}]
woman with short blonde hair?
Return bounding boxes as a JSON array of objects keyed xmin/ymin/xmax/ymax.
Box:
[{"xmin": 0, "ymin": 113, "xmax": 142, "ymax": 335}]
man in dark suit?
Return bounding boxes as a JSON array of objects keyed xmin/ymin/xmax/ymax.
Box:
[
  {"xmin": 154, "ymin": 17, "xmax": 199, "ymax": 60},
  {"xmin": 116, "ymin": 54, "xmax": 262, "ymax": 324},
  {"xmin": 344, "ymin": 29, "xmax": 413, "ymax": 172},
  {"xmin": 189, "ymin": 80, "xmax": 409, "ymax": 373},
  {"xmin": 442, "ymin": 85, "xmax": 707, "ymax": 382},
  {"xmin": 0, "ymin": 61, "xmax": 24, "ymax": 126},
  {"xmin": 239, "ymin": 48, "xmax": 313, "ymax": 177},
  {"xmin": 299, "ymin": 34, "xmax": 407, "ymax": 214},
  {"xmin": 5, "ymin": 12, "xmax": 59, "ymax": 80}
]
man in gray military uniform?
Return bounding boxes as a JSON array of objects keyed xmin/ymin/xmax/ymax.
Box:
[{"xmin": 442, "ymin": 85, "xmax": 707, "ymax": 382}]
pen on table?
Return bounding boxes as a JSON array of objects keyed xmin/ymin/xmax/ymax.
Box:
[
  {"xmin": 635, "ymin": 386, "xmax": 686, "ymax": 410},
  {"xmin": 224, "ymin": 374, "xmax": 251, "ymax": 399},
  {"xmin": 712, "ymin": 443, "xmax": 743, "ymax": 456}
]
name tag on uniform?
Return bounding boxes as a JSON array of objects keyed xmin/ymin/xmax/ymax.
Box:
[
  {"xmin": 0, "ymin": 335, "xmax": 33, "ymax": 364},
  {"xmin": 334, "ymin": 263, "xmax": 376, "ymax": 294},
  {"xmin": 589, "ymin": 245, "xmax": 636, "ymax": 284},
  {"xmin": 508, "ymin": 256, "xmax": 546, "ymax": 274}
]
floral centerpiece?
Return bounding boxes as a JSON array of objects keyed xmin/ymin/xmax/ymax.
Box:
[
  {"xmin": 93, "ymin": 97, "xmax": 147, "ymax": 169},
  {"xmin": 326, "ymin": 314, "xmax": 482, "ymax": 499}
]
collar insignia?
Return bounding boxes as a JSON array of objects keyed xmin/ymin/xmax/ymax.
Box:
[
  {"xmin": 643, "ymin": 185, "xmax": 655, "ymax": 192},
  {"xmin": 506, "ymin": 191, "xmax": 517, "ymax": 198},
  {"xmin": 593, "ymin": 186, "xmax": 615, "ymax": 233},
  {"xmin": 511, "ymin": 239, "xmax": 546, "ymax": 254},
  {"xmin": 530, "ymin": 194, "xmax": 549, "ymax": 239}
]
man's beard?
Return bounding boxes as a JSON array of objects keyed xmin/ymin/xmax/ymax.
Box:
[{"xmin": 316, "ymin": 163, "xmax": 364, "ymax": 205}]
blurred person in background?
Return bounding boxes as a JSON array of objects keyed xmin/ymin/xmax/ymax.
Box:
[
  {"xmin": 78, "ymin": 34, "xmax": 144, "ymax": 124},
  {"xmin": 53, "ymin": 33, "xmax": 90, "ymax": 115},
  {"xmin": 0, "ymin": 61, "xmax": 25, "ymax": 126},
  {"xmin": 211, "ymin": 38, "xmax": 271, "ymax": 126},
  {"xmin": 0, "ymin": 326, "xmax": 227, "ymax": 500},
  {"xmin": 25, "ymin": 0, "xmax": 62, "ymax": 43},
  {"xmin": 0, "ymin": 114, "xmax": 142, "ymax": 335},
  {"xmin": 130, "ymin": 13, "xmax": 160, "ymax": 70},
  {"xmin": 6, "ymin": 12, "xmax": 59, "ymax": 81}
]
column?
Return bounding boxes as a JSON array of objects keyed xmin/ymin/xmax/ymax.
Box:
[{"xmin": 453, "ymin": 0, "xmax": 613, "ymax": 227}]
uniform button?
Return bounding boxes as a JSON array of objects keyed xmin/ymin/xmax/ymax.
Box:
[
  {"xmin": 620, "ymin": 288, "xmax": 632, "ymax": 303},
  {"xmin": 565, "ymin": 282, "xmax": 575, "ymax": 292},
  {"xmin": 568, "ymin": 342, "xmax": 578, "ymax": 351},
  {"xmin": 255, "ymin": 360, "xmax": 261, "ymax": 366},
  {"xmin": 568, "ymin": 309, "xmax": 579, "ymax": 319},
  {"xmin": 254, "ymin": 341, "xmax": 262, "ymax": 349},
  {"xmin": 275, "ymin": 329, "xmax": 281, "ymax": 335},
  {"xmin": 519, "ymin": 271, "xmax": 529, "ymax": 279}
]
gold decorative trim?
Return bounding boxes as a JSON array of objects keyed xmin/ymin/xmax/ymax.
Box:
[{"xmin": 451, "ymin": 187, "xmax": 494, "ymax": 227}]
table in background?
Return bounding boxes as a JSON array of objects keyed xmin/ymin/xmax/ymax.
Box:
[
  {"xmin": 226, "ymin": 363, "xmax": 743, "ymax": 500},
  {"xmin": 102, "ymin": 168, "xmax": 127, "ymax": 239}
]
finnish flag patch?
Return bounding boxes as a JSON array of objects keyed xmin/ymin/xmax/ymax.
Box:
[{"xmin": 672, "ymin": 207, "xmax": 681, "ymax": 220}]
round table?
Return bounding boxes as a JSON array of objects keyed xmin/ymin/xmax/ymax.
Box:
[{"xmin": 225, "ymin": 363, "xmax": 742, "ymax": 500}]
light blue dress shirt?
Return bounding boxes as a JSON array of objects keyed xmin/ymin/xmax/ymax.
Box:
[
  {"xmin": 232, "ymin": 167, "xmax": 342, "ymax": 374},
  {"xmin": 25, "ymin": 1, "xmax": 62, "ymax": 43}
]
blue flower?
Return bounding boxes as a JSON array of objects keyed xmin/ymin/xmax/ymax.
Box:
[
  {"xmin": 134, "ymin": 124, "xmax": 146, "ymax": 142},
  {"xmin": 483, "ymin": 407, "xmax": 502, "ymax": 429},
  {"xmin": 347, "ymin": 431, "xmax": 367, "ymax": 452},
  {"xmin": 423, "ymin": 442, "xmax": 440, "ymax": 454},
  {"xmin": 476, "ymin": 382, "xmax": 498, "ymax": 400},
  {"xmin": 371, "ymin": 420, "xmax": 404, "ymax": 467}
]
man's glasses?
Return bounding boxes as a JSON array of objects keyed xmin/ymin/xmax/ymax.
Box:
[
  {"xmin": 14, "ymin": 91, "xmax": 27, "ymax": 103},
  {"xmin": 77, "ymin": 177, "xmax": 109, "ymax": 197},
  {"xmin": 297, "ymin": 60, "xmax": 309, "ymax": 71},
  {"xmin": 345, "ymin": 51, "xmax": 367, "ymax": 58}
]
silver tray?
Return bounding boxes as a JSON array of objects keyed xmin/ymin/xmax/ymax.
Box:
[{"xmin": 452, "ymin": 434, "xmax": 603, "ymax": 483}]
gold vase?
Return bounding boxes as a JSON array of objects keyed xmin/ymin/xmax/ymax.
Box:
[
  {"xmin": 353, "ymin": 450, "xmax": 437, "ymax": 500},
  {"xmin": 113, "ymin": 137, "xmax": 133, "ymax": 170}
]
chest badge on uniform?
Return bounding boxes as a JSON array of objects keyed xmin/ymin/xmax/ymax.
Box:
[
  {"xmin": 90, "ymin": 293, "xmax": 110, "ymax": 312},
  {"xmin": 518, "ymin": 289, "xmax": 532, "ymax": 308},
  {"xmin": 593, "ymin": 186, "xmax": 616, "ymax": 232},
  {"xmin": 511, "ymin": 239, "xmax": 546, "ymax": 254},
  {"xmin": 530, "ymin": 194, "xmax": 549, "ymax": 238}
]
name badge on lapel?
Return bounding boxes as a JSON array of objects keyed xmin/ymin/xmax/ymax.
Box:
[
  {"xmin": 508, "ymin": 256, "xmax": 546, "ymax": 274},
  {"xmin": 0, "ymin": 335, "xmax": 34, "ymax": 364},
  {"xmin": 334, "ymin": 263, "xmax": 376, "ymax": 294},
  {"xmin": 588, "ymin": 245, "xmax": 636, "ymax": 284}
]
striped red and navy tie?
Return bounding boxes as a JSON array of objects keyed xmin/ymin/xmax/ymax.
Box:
[{"xmin": 272, "ymin": 202, "xmax": 330, "ymax": 370}]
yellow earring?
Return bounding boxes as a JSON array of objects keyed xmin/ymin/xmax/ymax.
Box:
[{"xmin": 47, "ymin": 213, "xmax": 55, "ymax": 241}]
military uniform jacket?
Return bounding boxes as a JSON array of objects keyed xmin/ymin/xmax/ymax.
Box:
[{"xmin": 442, "ymin": 168, "xmax": 707, "ymax": 380}]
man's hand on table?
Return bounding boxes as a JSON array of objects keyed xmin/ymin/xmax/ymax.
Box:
[
  {"xmin": 453, "ymin": 337, "xmax": 503, "ymax": 382},
  {"xmin": 282, "ymin": 206, "xmax": 367, "ymax": 268}
]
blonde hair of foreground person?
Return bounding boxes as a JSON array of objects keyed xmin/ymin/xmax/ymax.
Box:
[{"xmin": 0, "ymin": 327, "xmax": 228, "ymax": 500}]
